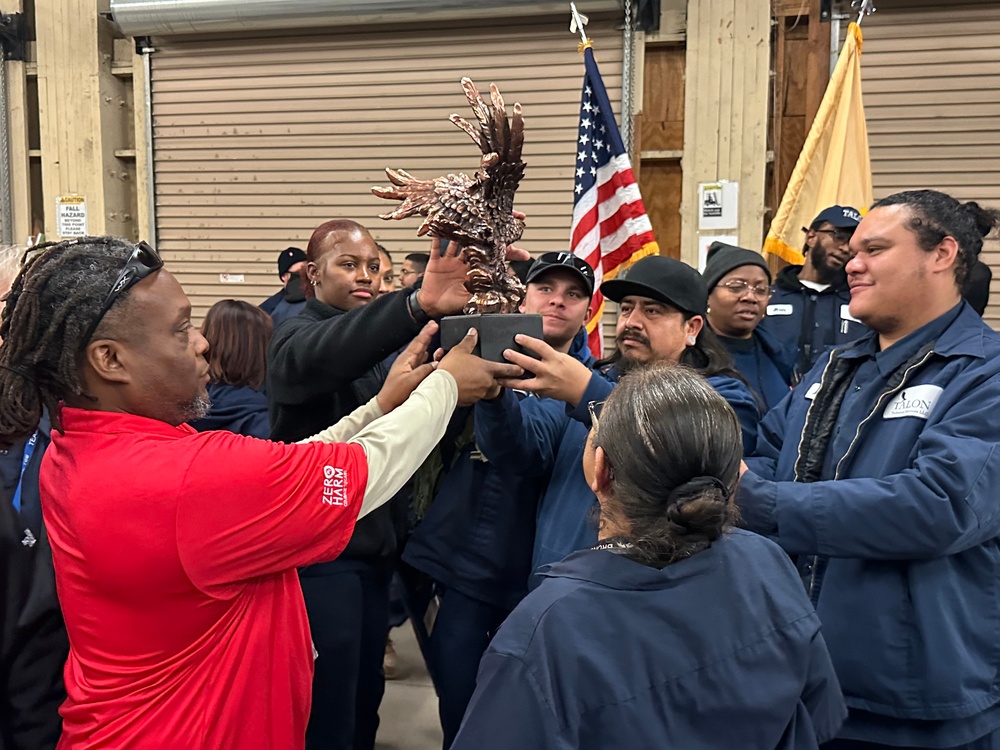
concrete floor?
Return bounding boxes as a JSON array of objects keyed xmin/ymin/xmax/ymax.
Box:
[{"xmin": 376, "ymin": 625, "xmax": 443, "ymax": 750}]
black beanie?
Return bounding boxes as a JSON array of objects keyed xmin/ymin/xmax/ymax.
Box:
[{"xmin": 702, "ymin": 243, "xmax": 771, "ymax": 293}]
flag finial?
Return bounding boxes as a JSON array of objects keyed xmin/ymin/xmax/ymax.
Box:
[
  {"xmin": 569, "ymin": 2, "xmax": 590, "ymax": 46},
  {"xmin": 852, "ymin": 0, "xmax": 876, "ymax": 26}
]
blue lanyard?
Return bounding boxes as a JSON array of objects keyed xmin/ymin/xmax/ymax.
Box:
[{"xmin": 11, "ymin": 431, "xmax": 38, "ymax": 513}]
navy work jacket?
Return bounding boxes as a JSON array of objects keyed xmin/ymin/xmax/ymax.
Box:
[
  {"xmin": 451, "ymin": 530, "xmax": 846, "ymax": 750},
  {"xmin": 405, "ymin": 332, "xmax": 595, "ymax": 609},
  {"xmin": 740, "ymin": 302, "xmax": 1000, "ymax": 743},
  {"xmin": 757, "ymin": 265, "xmax": 866, "ymax": 377},
  {"xmin": 190, "ymin": 383, "xmax": 270, "ymax": 439},
  {"xmin": 719, "ymin": 327, "xmax": 795, "ymax": 412}
]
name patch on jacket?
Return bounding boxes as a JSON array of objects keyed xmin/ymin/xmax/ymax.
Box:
[
  {"xmin": 882, "ymin": 385, "xmax": 943, "ymax": 420},
  {"xmin": 767, "ymin": 304, "xmax": 794, "ymax": 316},
  {"xmin": 840, "ymin": 304, "xmax": 861, "ymax": 323}
]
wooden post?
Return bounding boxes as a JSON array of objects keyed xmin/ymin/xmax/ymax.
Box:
[
  {"xmin": 1, "ymin": 0, "xmax": 32, "ymax": 243},
  {"xmin": 35, "ymin": 0, "xmax": 136, "ymax": 240},
  {"xmin": 679, "ymin": 0, "xmax": 770, "ymax": 265},
  {"xmin": 132, "ymin": 43, "xmax": 152, "ymax": 244}
]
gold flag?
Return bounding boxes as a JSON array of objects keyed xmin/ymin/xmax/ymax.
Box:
[{"xmin": 764, "ymin": 22, "xmax": 873, "ymax": 264}]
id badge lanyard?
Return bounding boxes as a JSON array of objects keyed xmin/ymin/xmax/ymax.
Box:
[{"xmin": 11, "ymin": 431, "xmax": 39, "ymax": 547}]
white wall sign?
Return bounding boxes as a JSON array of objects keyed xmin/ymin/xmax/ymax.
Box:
[
  {"xmin": 219, "ymin": 273, "xmax": 245, "ymax": 283},
  {"xmin": 697, "ymin": 181, "xmax": 739, "ymax": 231},
  {"xmin": 698, "ymin": 235, "xmax": 739, "ymax": 272},
  {"xmin": 56, "ymin": 195, "xmax": 88, "ymax": 237}
]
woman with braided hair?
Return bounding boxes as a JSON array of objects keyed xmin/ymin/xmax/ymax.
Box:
[
  {"xmin": 0, "ymin": 236, "xmax": 521, "ymax": 749},
  {"xmin": 452, "ymin": 363, "xmax": 846, "ymax": 750}
]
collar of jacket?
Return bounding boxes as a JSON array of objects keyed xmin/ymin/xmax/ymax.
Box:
[
  {"xmin": 775, "ymin": 264, "xmax": 849, "ymax": 294},
  {"xmin": 569, "ymin": 328, "xmax": 599, "ymax": 367},
  {"xmin": 836, "ymin": 301, "xmax": 985, "ymax": 362},
  {"xmin": 303, "ymin": 297, "xmax": 347, "ymax": 320},
  {"xmin": 537, "ymin": 537, "xmax": 729, "ymax": 591}
]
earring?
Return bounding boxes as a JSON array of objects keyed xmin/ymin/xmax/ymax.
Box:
[
  {"xmin": 310, "ymin": 279, "xmax": 317, "ymax": 287},
  {"xmin": 706, "ymin": 306, "xmax": 711, "ymax": 314},
  {"xmin": 687, "ymin": 336, "xmax": 696, "ymax": 345}
]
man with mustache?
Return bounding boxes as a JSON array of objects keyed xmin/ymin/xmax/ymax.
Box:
[
  {"xmin": 759, "ymin": 206, "xmax": 866, "ymax": 379},
  {"xmin": 474, "ymin": 255, "xmax": 759, "ymax": 584}
]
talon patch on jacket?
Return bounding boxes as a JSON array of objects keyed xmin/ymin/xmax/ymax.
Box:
[{"xmin": 883, "ymin": 384, "xmax": 943, "ymax": 420}]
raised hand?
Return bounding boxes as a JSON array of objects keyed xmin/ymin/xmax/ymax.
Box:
[
  {"xmin": 415, "ymin": 237, "xmax": 471, "ymax": 318},
  {"xmin": 376, "ymin": 322, "xmax": 438, "ymax": 413},
  {"xmin": 438, "ymin": 328, "xmax": 524, "ymax": 406}
]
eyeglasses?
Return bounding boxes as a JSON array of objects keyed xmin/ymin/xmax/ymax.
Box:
[
  {"xmin": 813, "ymin": 228, "xmax": 854, "ymax": 245},
  {"xmin": 532, "ymin": 252, "xmax": 596, "ymax": 285},
  {"xmin": 719, "ymin": 280, "xmax": 771, "ymax": 298},
  {"xmin": 80, "ymin": 241, "xmax": 163, "ymax": 349},
  {"xmin": 588, "ymin": 399, "xmax": 605, "ymax": 429}
]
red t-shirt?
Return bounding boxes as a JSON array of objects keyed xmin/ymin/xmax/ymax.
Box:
[{"xmin": 40, "ymin": 407, "xmax": 369, "ymax": 749}]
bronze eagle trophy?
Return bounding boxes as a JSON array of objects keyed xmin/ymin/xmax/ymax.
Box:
[{"xmin": 372, "ymin": 78, "xmax": 527, "ymax": 315}]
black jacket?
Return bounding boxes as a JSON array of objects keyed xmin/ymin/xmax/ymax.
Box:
[
  {"xmin": 267, "ymin": 292, "xmax": 423, "ymax": 560},
  {"xmin": 0, "ymin": 414, "xmax": 67, "ymax": 750}
]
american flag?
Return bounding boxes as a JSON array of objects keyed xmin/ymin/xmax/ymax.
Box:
[{"xmin": 571, "ymin": 45, "xmax": 659, "ymax": 356}]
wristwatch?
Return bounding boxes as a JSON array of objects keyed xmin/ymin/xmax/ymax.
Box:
[{"xmin": 406, "ymin": 290, "xmax": 431, "ymax": 326}]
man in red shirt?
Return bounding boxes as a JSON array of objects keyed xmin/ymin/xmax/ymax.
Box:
[{"xmin": 0, "ymin": 236, "xmax": 519, "ymax": 749}]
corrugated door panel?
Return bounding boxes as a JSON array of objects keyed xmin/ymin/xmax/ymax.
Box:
[
  {"xmin": 861, "ymin": 2, "xmax": 1000, "ymax": 329},
  {"xmin": 149, "ymin": 18, "xmax": 624, "ymax": 321}
]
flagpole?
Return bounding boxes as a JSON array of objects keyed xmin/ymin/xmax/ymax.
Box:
[{"xmin": 852, "ymin": 0, "xmax": 876, "ymax": 26}]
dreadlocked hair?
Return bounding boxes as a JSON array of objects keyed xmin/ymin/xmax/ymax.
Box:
[{"xmin": 0, "ymin": 236, "xmax": 135, "ymax": 446}]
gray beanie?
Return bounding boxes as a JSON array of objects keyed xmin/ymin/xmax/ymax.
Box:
[{"xmin": 702, "ymin": 242, "xmax": 771, "ymax": 293}]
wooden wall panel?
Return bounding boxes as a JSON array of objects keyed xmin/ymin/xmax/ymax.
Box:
[
  {"xmin": 639, "ymin": 160, "xmax": 683, "ymax": 260},
  {"xmin": 679, "ymin": 0, "xmax": 770, "ymax": 265}
]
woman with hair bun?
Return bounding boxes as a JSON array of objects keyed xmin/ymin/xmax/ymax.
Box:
[{"xmin": 452, "ymin": 363, "xmax": 846, "ymax": 749}]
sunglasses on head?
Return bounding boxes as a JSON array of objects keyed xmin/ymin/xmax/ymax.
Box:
[
  {"xmin": 80, "ymin": 241, "xmax": 163, "ymax": 349},
  {"xmin": 535, "ymin": 252, "xmax": 596, "ymax": 284}
]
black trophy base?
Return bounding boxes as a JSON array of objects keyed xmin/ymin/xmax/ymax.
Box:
[{"xmin": 439, "ymin": 313, "xmax": 544, "ymax": 364}]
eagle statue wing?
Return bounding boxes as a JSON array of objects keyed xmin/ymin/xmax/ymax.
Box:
[{"xmin": 372, "ymin": 78, "xmax": 526, "ymax": 251}]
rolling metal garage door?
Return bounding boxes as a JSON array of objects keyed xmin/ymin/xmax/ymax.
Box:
[
  {"xmin": 860, "ymin": 0, "xmax": 1000, "ymax": 328},
  {"xmin": 148, "ymin": 17, "xmax": 624, "ymax": 319}
]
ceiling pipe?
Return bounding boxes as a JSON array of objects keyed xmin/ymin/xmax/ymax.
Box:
[{"xmin": 110, "ymin": 0, "xmax": 621, "ymax": 37}]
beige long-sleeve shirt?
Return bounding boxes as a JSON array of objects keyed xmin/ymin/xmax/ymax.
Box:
[{"xmin": 299, "ymin": 369, "xmax": 458, "ymax": 520}]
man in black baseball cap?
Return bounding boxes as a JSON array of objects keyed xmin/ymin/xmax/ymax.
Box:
[
  {"xmin": 600, "ymin": 255, "xmax": 712, "ymax": 371},
  {"xmin": 471, "ymin": 253, "xmax": 760, "ymax": 594},
  {"xmin": 261, "ymin": 247, "xmax": 307, "ymax": 315},
  {"xmin": 520, "ymin": 252, "xmax": 596, "ymax": 354},
  {"xmin": 758, "ymin": 204, "xmax": 867, "ymax": 377},
  {"xmin": 261, "ymin": 246, "xmax": 308, "ymax": 319}
]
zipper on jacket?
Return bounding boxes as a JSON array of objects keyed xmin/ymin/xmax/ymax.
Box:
[
  {"xmin": 806, "ymin": 348, "xmax": 936, "ymax": 601},
  {"xmin": 795, "ymin": 355, "xmax": 837, "ymax": 602},
  {"xmin": 832, "ymin": 349, "xmax": 936, "ymax": 479}
]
